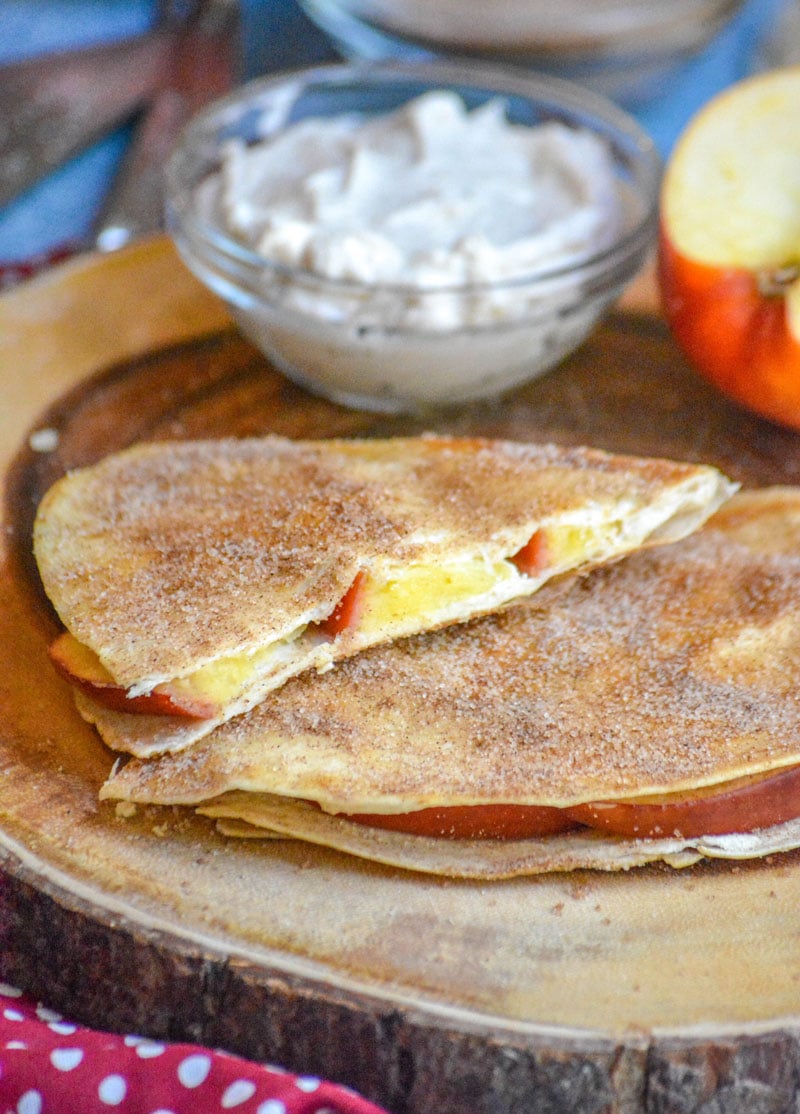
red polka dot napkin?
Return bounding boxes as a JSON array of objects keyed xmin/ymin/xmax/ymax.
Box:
[
  {"xmin": 0, "ymin": 985, "xmax": 389, "ymax": 1114},
  {"xmin": 0, "ymin": 242, "xmax": 82, "ymax": 291}
]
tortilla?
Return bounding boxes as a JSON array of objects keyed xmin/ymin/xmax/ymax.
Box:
[
  {"xmin": 100, "ymin": 488, "xmax": 800, "ymax": 876},
  {"xmin": 36, "ymin": 434, "xmax": 732, "ymax": 756},
  {"xmin": 201, "ymin": 796, "xmax": 800, "ymax": 878}
]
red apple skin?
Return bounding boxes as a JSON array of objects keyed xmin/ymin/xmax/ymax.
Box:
[
  {"xmin": 659, "ymin": 226, "xmax": 800, "ymax": 429},
  {"xmin": 48, "ymin": 631, "xmax": 217, "ymax": 719},
  {"xmin": 657, "ymin": 68, "xmax": 800, "ymax": 430}
]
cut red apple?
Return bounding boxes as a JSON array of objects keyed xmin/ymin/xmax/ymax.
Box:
[
  {"xmin": 509, "ymin": 528, "xmax": 550, "ymax": 577},
  {"xmin": 48, "ymin": 631, "xmax": 217, "ymax": 719},
  {"xmin": 659, "ymin": 67, "xmax": 800, "ymax": 429},
  {"xmin": 313, "ymin": 570, "xmax": 369, "ymax": 638}
]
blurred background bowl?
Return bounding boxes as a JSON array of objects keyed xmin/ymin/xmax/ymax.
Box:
[
  {"xmin": 166, "ymin": 60, "xmax": 660, "ymax": 413},
  {"xmin": 295, "ymin": 0, "xmax": 751, "ymax": 106}
]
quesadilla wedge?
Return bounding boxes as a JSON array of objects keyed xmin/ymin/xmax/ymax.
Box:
[
  {"xmin": 35, "ymin": 434, "xmax": 733, "ymax": 757},
  {"xmin": 100, "ymin": 487, "xmax": 800, "ymax": 878}
]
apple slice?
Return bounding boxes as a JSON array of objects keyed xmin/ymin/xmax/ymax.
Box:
[
  {"xmin": 313, "ymin": 570, "xmax": 368, "ymax": 639},
  {"xmin": 509, "ymin": 528, "xmax": 550, "ymax": 577},
  {"xmin": 659, "ymin": 67, "xmax": 800, "ymax": 429},
  {"xmin": 48, "ymin": 631, "xmax": 218, "ymax": 719}
]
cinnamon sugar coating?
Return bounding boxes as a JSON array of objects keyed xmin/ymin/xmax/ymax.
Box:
[
  {"xmin": 103, "ymin": 490, "xmax": 800, "ymax": 813},
  {"xmin": 35, "ymin": 434, "xmax": 727, "ymax": 696}
]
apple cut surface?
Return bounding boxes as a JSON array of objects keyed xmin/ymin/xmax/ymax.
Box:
[
  {"xmin": 48, "ymin": 632, "xmax": 218, "ymax": 719},
  {"xmin": 659, "ymin": 67, "xmax": 800, "ymax": 429}
]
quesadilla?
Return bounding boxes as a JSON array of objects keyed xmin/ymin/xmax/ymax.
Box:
[
  {"xmin": 100, "ymin": 487, "xmax": 800, "ymax": 878},
  {"xmin": 34, "ymin": 434, "xmax": 733, "ymax": 757}
]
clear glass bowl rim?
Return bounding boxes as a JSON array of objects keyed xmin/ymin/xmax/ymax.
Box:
[{"xmin": 165, "ymin": 58, "xmax": 662, "ymax": 299}]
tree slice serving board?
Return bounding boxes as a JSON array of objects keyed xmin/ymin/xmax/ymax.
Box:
[{"xmin": 3, "ymin": 238, "xmax": 800, "ymax": 1114}]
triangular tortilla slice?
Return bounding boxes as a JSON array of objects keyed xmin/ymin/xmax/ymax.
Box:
[
  {"xmin": 36, "ymin": 434, "xmax": 734, "ymax": 757},
  {"xmin": 100, "ymin": 488, "xmax": 800, "ymax": 877}
]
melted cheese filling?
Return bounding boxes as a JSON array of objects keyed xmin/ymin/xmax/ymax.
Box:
[
  {"xmin": 168, "ymin": 638, "xmax": 298, "ymax": 706},
  {"xmin": 357, "ymin": 554, "xmax": 519, "ymax": 637},
  {"xmin": 67, "ymin": 517, "xmax": 624, "ymax": 709}
]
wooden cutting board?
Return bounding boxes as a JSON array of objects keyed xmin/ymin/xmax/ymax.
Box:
[{"xmin": 3, "ymin": 238, "xmax": 800, "ymax": 1114}]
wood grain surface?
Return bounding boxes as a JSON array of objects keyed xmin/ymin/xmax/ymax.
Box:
[{"xmin": 3, "ymin": 238, "xmax": 800, "ymax": 1114}]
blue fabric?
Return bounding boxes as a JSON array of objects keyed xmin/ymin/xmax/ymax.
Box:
[
  {"xmin": 0, "ymin": 0, "xmax": 156, "ymax": 57},
  {"xmin": 0, "ymin": 0, "xmax": 157, "ymax": 259},
  {"xmin": 636, "ymin": 0, "xmax": 786, "ymax": 153},
  {"xmin": 0, "ymin": 0, "xmax": 786, "ymax": 262}
]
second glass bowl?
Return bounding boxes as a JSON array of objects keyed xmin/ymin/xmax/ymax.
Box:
[{"xmin": 296, "ymin": 0, "xmax": 749, "ymax": 106}]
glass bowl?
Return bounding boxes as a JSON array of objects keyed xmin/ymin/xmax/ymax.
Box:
[
  {"xmin": 165, "ymin": 61, "xmax": 660, "ymax": 414},
  {"xmin": 296, "ymin": 0, "xmax": 749, "ymax": 106}
]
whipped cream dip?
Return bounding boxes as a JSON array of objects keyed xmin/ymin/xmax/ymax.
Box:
[{"xmin": 196, "ymin": 90, "xmax": 635, "ymax": 411}]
